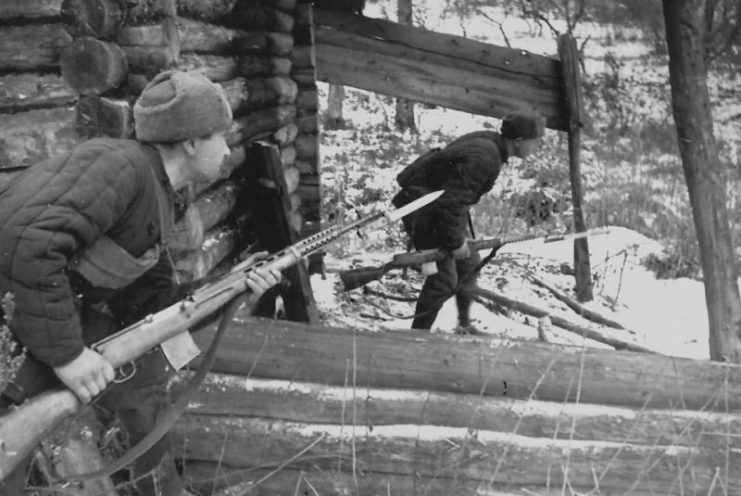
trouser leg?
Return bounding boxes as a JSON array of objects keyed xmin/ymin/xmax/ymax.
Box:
[
  {"xmin": 455, "ymin": 251, "xmax": 481, "ymax": 327},
  {"xmin": 412, "ymin": 256, "xmax": 458, "ymax": 330},
  {"xmin": 96, "ymin": 349, "xmax": 183, "ymax": 496}
]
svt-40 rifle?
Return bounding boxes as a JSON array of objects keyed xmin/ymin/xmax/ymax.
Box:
[
  {"xmin": 0, "ymin": 190, "xmax": 444, "ymax": 481},
  {"xmin": 339, "ymin": 227, "xmax": 612, "ymax": 291}
]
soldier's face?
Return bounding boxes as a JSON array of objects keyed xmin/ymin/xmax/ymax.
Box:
[
  {"xmin": 514, "ymin": 137, "xmax": 541, "ymax": 159},
  {"xmin": 191, "ymin": 131, "xmax": 230, "ymax": 182}
]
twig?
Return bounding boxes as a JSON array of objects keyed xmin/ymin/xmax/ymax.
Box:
[
  {"xmin": 363, "ymin": 287, "xmax": 417, "ymax": 303},
  {"xmin": 526, "ymin": 272, "xmax": 629, "ymax": 331}
]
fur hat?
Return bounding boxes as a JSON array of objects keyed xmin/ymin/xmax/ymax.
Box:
[
  {"xmin": 500, "ymin": 111, "xmax": 546, "ymax": 140},
  {"xmin": 134, "ymin": 71, "xmax": 232, "ymax": 142}
]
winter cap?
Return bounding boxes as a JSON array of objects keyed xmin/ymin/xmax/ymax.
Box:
[
  {"xmin": 500, "ymin": 111, "xmax": 546, "ymax": 140},
  {"xmin": 134, "ymin": 70, "xmax": 232, "ymax": 142}
]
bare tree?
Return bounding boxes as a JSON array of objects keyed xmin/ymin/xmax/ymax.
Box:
[
  {"xmin": 394, "ymin": 0, "xmax": 416, "ymax": 131},
  {"xmin": 663, "ymin": 0, "xmax": 741, "ymax": 363}
]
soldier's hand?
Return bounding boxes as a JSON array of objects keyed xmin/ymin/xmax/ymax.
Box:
[
  {"xmin": 53, "ymin": 347, "xmax": 115, "ymax": 404},
  {"xmin": 451, "ymin": 241, "xmax": 471, "ymax": 259},
  {"xmin": 245, "ymin": 266, "xmax": 282, "ymax": 298}
]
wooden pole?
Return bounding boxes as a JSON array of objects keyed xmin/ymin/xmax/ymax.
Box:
[
  {"xmin": 558, "ymin": 34, "xmax": 593, "ymax": 302},
  {"xmin": 190, "ymin": 313, "xmax": 741, "ymax": 411}
]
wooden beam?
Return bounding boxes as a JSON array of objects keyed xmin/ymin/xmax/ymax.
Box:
[
  {"xmin": 0, "ymin": 73, "xmax": 76, "ymax": 112},
  {"xmin": 61, "ymin": 38, "xmax": 129, "ymax": 95},
  {"xmin": 179, "ymin": 373, "xmax": 741, "ymax": 451},
  {"xmin": 272, "ymin": 123, "xmax": 298, "ymax": 145},
  {"xmin": 0, "ymin": 107, "xmax": 79, "ymax": 168},
  {"xmin": 314, "ymin": 11, "xmax": 566, "ymax": 130},
  {"xmin": 0, "ymin": 24, "xmax": 72, "ymax": 71},
  {"xmin": 173, "ymin": 225, "xmax": 238, "ymax": 282},
  {"xmin": 227, "ymin": 105, "xmax": 297, "ymax": 145},
  {"xmin": 240, "ymin": 76, "xmax": 298, "ymax": 112},
  {"xmin": 174, "ymin": 414, "xmax": 740, "ymax": 493},
  {"xmin": 191, "ymin": 314, "xmax": 741, "ymax": 411},
  {"xmin": 177, "ymin": 53, "xmax": 292, "ymax": 80}
]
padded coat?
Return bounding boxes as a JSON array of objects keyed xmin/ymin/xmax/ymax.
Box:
[
  {"xmin": 393, "ymin": 132, "xmax": 508, "ymax": 251},
  {"xmin": 0, "ymin": 138, "xmax": 176, "ymax": 367}
]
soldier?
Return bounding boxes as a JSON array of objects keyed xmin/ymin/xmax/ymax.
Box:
[
  {"xmin": 0, "ymin": 71, "xmax": 282, "ymax": 496},
  {"xmin": 392, "ymin": 111, "xmax": 546, "ymax": 333}
]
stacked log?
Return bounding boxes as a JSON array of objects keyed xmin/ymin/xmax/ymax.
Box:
[
  {"xmin": 0, "ymin": 4, "xmax": 77, "ymax": 169},
  {"xmin": 174, "ymin": 314, "xmax": 741, "ymax": 495}
]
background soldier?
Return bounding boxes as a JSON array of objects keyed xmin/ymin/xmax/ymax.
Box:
[{"xmin": 392, "ymin": 111, "xmax": 546, "ymax": 333}]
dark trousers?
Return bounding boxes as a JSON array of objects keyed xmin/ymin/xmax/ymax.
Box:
[
  {"xmin": 411, "ymin": 250, "xmax": 481, "ymax": 330},
  {"xmin": 0, "ymin": 306, "xmax": 183, "ymax": 496}
]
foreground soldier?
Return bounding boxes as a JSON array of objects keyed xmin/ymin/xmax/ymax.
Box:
[
  {"xmin": 392, "ymin": 111, "xmax": 546, "ymax": 333},
  {"xmin": 0, "ymin": 71, "xmax": 281, "ymax": 495}
]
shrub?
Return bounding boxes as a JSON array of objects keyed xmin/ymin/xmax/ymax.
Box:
[{"xmin": 0, "ymin": 293, "xmax": 24, "ymax": 392}]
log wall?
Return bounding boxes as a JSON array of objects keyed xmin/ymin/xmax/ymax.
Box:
[{"xmin": 173, "ymin": 313, "xmax": 741, "ymax": 495}]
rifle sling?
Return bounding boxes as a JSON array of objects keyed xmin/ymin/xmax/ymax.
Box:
[{"xmin": 60, "ymin": 294, "xmax": 250, "ymax": 484}]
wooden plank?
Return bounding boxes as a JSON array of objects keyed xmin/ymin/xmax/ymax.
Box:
[
  {"xmin": 174, "ymin": 414, "xmax": 741, "ymax": 494},
  {"xmin": 0, "ymin": 107, "xmax": 79, "ymax": 168},
  {"xmin": 191, "ymin": 314, "xmax": 741, "ymax": 411},
  {"xmin": 316, "ymin": 43, "xmax": 565, "ymax": 130},
  {"xmin": 314, "ymin": 10, "xmax": 567, "ymax": 130},
  {"xmin": 180, "ymin": 373, "xmax": 741, "ymax": 451},
  {"xmin": 0, "ymin": 73, "xmax": 76, "ymax": 112},
  {"xmin": 0, "ymin": 24, "xmax": 72, "ymax": 71},
  {"xmin": 243, "ymin": 143, "xmax": 318, "ymax": 323}
]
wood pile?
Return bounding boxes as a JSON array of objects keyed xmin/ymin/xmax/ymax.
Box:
[{"xmin": 172, "ymin": 314, "xmax": 741, "ymax": 495}]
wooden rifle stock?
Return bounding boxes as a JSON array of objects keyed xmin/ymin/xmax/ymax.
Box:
[
  {"xmin": 0, "ymin": 195, "xmax": 442, "ymax": 481},
  {"xmin": 338, "ymin": 228, "xmax": 612, "ymax": 291}
]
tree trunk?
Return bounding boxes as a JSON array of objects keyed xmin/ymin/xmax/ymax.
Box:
[
  {"xmin": 394, "ymin": 0, "xmax": 416, "ymax": 131},
  {"xmin": 662, "ymin": 0, "xmax": 741, "ymax": 363},
  {"xmin": 326, "ymin": 83, "xmax": 345, "ymax": 129}
]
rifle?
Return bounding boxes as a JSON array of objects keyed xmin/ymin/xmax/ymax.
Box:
[
  {"xmin": 0, "ymin": 190, "xmax": 444, "ymax": 481},
  {"xmin": 339, "ymin": 227, "xmax": 612, "ymax": 291}
]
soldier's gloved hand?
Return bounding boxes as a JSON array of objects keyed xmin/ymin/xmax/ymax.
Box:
[
  {"xmin": 53, "ymin": 347, "xmax": 115, "ymax": 404},
  {"xmin": 451, "ymin": 241, "xmax": 471, "ymax": 259}
]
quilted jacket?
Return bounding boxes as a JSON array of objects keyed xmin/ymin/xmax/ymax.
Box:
[
  {"xmin": 0, "ymin": 138, "xmax": 177, "ymax": 367},
  {"xmin": 392, "ymin": 131, "xmax": 508, "ymax": 250}
]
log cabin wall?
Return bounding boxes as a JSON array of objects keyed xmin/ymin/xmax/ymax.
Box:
[{"xmin": 0, "ymin": 0, "xmax": 322, "ymax": 284}]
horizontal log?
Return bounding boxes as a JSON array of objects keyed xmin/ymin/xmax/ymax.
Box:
[
  {"xmin": 0, "ymin": 0, "xmax": 62, "ymax": 19},
  {"xmin": 293, "ymin": 133, "xmax": 317, "ymax": 159},
  {"xmin": 288, "ymin": 192, "xmax": 301, "ymax": 211},
  {"xmin": 173, "ymin": 225, "xmax": 238, "ymax": 282},
  {"xmin": 294, "ymin": 159, "xmax": 318, "ymax": 175},
  {"xmin": 242, "ymin": 76, "xmax": 298, "ymax": 111},
  {"xmin": 295, "ymin": 88, "xmax": 318, "ymax": 111},
  {"xmin": 0, "ymin": 107, "xmax": 79, "ymax": 168},
  {"xmin": 0, "ymin": 73, "xmax": 76, "ymax": 112},
  {"xmin": 296, "ymin": 183, "xmax": 320, "ymax": 219},
  {"xmin": 0, "ymin": 24, "xmax": 72, "ymax": 71},
  {"xmin": 293, "ymin": 2, "xmax": 313, "ymax": 25},
  {"xmin": 233, "ymin": 3, "xmax": 295, "ymax": 33},
  {"xmin": 75, "ymin": 96, "xmax": 133, "ymax": 139},
  {"xmin": 124, "ymin": 0, "xmax": 294, "ymax": 24},
  {"xmin": 272, "ymin": 123, "xmax": 298, "ymax": 145},
  {"xmin": 176, "ymin": 53, "xmax": 291, "ymax": 80},
  {"xmin": 314, "ymin": 11, "xmax": 566, "ymax": 130},
  {"xmin": 288, "ymin": 209, "xmax": 302, "ymax": 234},
  {"xmin": 191, "ymin": 314, "xmax": 741, "ymax": 411},
  {"xmin": 296, "ymin": 112, "xmax": 319, "ymax": 134},
  {"xmin": 290, "ymin": 44, "xmax": 316, "ymax": 69},
  {"xmin": 280, "ymin": 145, "xmax": 296, "ymax": 167},
  {"xmin": 61, "ymin": 38, "xmax": 128, "ymax": 95},
  {"xmin": 291, "ymin": 66, "xmax": 316, "ymax": 86},
  {"xmin": 182, "ymin": 462, "xmax": 632, "ymax": 496},
  {"xmin": 227, "ymin": 105, "xmax": 297, "ymax": 145},
  {"xmin": 60, "ymin": 0, "xmax": 124, "ymax": 38},
  {"xmin": 179, "ymin": 373, "xmax": 741, "ymax": 451},
  {"xmin": 121, "ymin": 45, "xmax": 178, "ymax": 73},
  {"xmin": 118, "ymin": 18, "xmax": 294, "ymax": 55},
  {"xmin": 218, "ymin": 77, "xmax": 249, "ymax": 113},
  {"xmin": 292, "ymin": 23, "xmax": 314, "ymax": 46},
  {"xmin": 174, "ymin": 414, "xmax": 741, "ymax": 493}
]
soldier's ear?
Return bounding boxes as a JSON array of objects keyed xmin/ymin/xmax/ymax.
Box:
[{"xmin": 182, "ymin": 138, "xmax": 198, "ymax": 156}]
